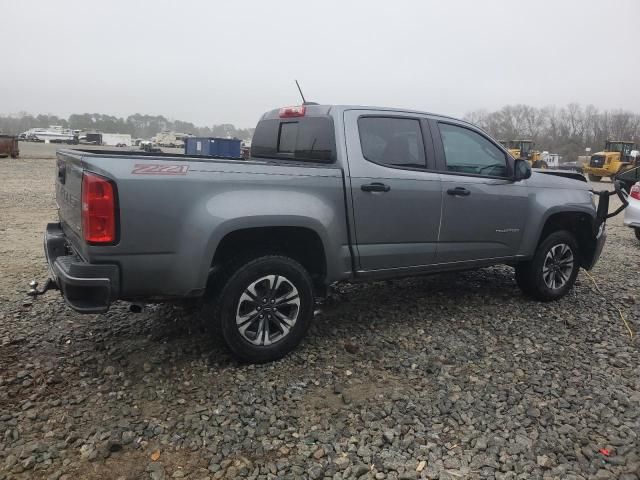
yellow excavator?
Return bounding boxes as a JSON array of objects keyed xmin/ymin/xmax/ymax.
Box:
[
  {"xmin": 500, "ymin": 140, "xmax": 547, "ymax": 168},
  {"xmin": 583, "ymin": 140, "xmax": 637, "ymax": 182}
]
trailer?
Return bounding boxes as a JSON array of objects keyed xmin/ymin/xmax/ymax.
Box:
[
  {"xmin": 100, "ymin": 133, "xmax": 132, "ymax": 147},
  {"xmin": 0, "ymin": 135, "xmax": 19, "ymax": 158}
]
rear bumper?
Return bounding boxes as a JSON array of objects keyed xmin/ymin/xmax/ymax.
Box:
[{"xmin": 45, "ymin": 223, "xmax": 119, "ymax": 313}]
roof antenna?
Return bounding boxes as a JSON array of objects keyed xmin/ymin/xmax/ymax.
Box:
[
  {"xmin": 295, "ymin": 80, "xmax": 318, "ymax": 106},
  {"xmin": 295, "ymin": 80, "xmax": 307, "ymax": 104}
]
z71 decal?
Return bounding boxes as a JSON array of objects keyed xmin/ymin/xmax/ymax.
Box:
[{"xmin": 132, "ymin": 164, "xmax": 189, "ymax": 175}]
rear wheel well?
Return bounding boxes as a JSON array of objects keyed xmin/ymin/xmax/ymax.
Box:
[
  {"xmin": 211, "ymin": 227, "xmax": 327, "ymax": 293},
  {"xmin": 538, "ymin": 212, "xmax": 595, "ymax": 267}
]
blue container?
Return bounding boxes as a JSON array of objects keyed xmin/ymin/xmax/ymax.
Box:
[{"xmin": 185, "ymin": 137, "xmax": 242, "ymax": 158}]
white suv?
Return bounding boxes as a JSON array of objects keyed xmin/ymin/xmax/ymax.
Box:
[{"xmin": 624, "ymin": 182, "xmax": 640, "ymax": 241}]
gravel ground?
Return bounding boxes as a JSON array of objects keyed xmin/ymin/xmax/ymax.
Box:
[{"xmin": 1, "ymin": 156, "xmax": 639, "ymax": 480}]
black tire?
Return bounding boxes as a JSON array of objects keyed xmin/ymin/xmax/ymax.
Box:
[
  {"xmin": 213, "ymin": 255, "xmax": 314, "ymax": 363},
  {"xmin": 515, "ymin": 230, "xmax": 580, "ymax": 301},
  {"xmin": 588, "ymin": 174, "xmax": 601, "ymax": 182},
  {"xmin": 635, "ymin": 228, "xmax": 640, "ymax": 242}
]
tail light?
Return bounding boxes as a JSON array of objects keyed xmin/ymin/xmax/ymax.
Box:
[
  {"xmin": 279, "ymin": 105, "xmax": 306, "ymax": 118},
  {"xmin": 82, "ymin": 172, "xmax": 117, "ymax": 244},
  {"xmin": 630, "ymin": 183, "xmax": 640, "ymax": 201}
]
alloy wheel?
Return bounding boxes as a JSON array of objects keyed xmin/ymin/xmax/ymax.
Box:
[
  {"xmin": 235, "ymin": 275, "xmax": 300, "ymax": 346},
  {"xmin": 542, "ymin": 243, "xmax": 574, "ymax": 289}
]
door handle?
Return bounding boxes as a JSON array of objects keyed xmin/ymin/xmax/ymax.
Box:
[
  {"xmin": 361, "ymin": 182, "xmax": 391, "ymax": 193},
  {"xmin": 447, "ymin": 187, "xmax": 471, "ymax": 196}
]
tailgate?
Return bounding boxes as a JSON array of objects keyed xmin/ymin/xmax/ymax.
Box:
[{"xmin": 55, "ymin": 150, "xmax": 84, "ymax": 247}]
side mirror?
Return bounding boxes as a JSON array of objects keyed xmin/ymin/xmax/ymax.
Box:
[{"xmin": 514, "ymin": 159, "xmax": 532, "ymax": 181}]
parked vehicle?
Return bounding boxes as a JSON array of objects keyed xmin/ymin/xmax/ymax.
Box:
[
  {"xmin": 101, "ymin": 133, "xmax": 132, "ymax": 147},
  {"xmin": 623, "ymin": 182, "xmax": 640, "ymax": 241},
  {"xmin": 0, "ymin": 135, "xmax": 19, "ymax": 158},
  {"xmin": 38, "ymin": 104, "xmax": 626, "ymax": 363},
  {"xmin": 500, "ymin": 139, "xmax": 547, "ymax": 168},
  {"xmin": 154, "ymin": 131, "xmax": 193, "ymax": 148},
  {"xmin": 616, "ymin": 164, "xmax": 640, "ymax": 193},
  {"xmin": 139, "ymin": 141, "xmax": 162, "ymax": 153},
  {"xmin": 20, "ymin": 126, "xmax": 78, "ymax": 144},
  {"xmin": 556, "ymin": 161, "xmax": 583, "ymax": 174},
  {"xmin": 584, "ymin": 140, "xmax": 636, "ymax": 182}
]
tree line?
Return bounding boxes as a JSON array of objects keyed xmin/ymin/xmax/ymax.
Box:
[
  {"xmin": 0, "ymin": 112, "xmax": 255, "ymax": 141},
  {"xmin": 464, "ymin": 104, "xmax": 640, "ymax": 161}
]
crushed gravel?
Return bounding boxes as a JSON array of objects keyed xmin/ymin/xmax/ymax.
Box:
[{"xmin": 1, "ymin": 157, "xmax": 639, "ymax": 480}]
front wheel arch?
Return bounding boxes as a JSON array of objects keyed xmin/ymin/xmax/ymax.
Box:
[{"xmin": 535, "ymin": 211, "xmax": 596, "ymax": 269}]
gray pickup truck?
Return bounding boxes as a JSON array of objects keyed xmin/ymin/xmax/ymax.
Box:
[{"xmin": 41, "ymin": 104, "xmax": 624, "ymax": 362}]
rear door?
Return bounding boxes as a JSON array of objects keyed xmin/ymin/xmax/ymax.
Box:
[
  {"xmin": 431, "ymin": 120, "xmax": 528, "ymax": 263},
  {"xmin": 343, "ymin": 110, "xmax": 442, "ymax": 272}
]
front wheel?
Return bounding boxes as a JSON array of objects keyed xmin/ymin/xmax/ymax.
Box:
[
  {"xmin": 635, "ymin": 228, "xmax": 640, "ymax": 242},
  {"xmin": 515, "ymin": 230, "xmax": 580, "ymax": 301},
  {"xmin": 213, "ymin": 255, "xmax": 315, "ymax": 363},
  {"xmin": 588, "ymin": 174, "xmax": 601, "ymax": 182}
]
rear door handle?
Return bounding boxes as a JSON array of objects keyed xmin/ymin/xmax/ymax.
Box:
[
  {"xmin": 447, "ymin": 187, "xmax": 470, "ymax": 196},
  {"xmin": 361, "ymin": 182, "xmax": 391, "ymax": 193}
]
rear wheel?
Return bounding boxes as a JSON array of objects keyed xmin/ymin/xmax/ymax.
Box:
[
  {"xmin": 515, "ymin": 230, "xmax": 580, "ymax": 301},
  {"xmin": 588, "ymin": 174, "xmax": 601, "ymax": 182},
  {"xmin": 635, "ymin": 228, "xmax": 640, "ymax": 242},
  {"xmin": 212, "ymin": 255, "xmax": 314, "ymax": 363}
]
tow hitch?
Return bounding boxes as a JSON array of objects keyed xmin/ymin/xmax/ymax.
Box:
[
  {"xmin": 27, "ymin": 279, "xmax": 58, "ymax": 297},
  {"xmin": 592, "ymin": 180, "xmax": 628, "ymax": 234}
]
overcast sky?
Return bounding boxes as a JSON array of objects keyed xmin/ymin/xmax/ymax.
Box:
[{"xmin": 2, "ymin": 0, "xmax": 639, "ymax": 127}]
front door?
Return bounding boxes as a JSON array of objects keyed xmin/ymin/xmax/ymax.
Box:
[
  {"xmin": 343, "ymin": 110, "xmax": 442, "ymax": 272},
  {"xmin": 432, "ymin": 121, "xmax": 528, "ymax": 263}
]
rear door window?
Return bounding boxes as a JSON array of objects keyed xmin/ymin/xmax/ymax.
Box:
[{"xmin": 358, "ymin": 117, "xmax": 426, "ymax": 169}]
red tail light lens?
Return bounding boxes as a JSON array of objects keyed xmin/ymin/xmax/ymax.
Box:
[
  {"xmin": 279, "ymin": 105, "xmax": 306, "ymax": 118},
  {"xmin": 631, "ymin": 183, "xmax": 640, "ymax": 201},
  {"xmin": 82, "ymin": 172, "xmax": 117, "ymax": 244}
]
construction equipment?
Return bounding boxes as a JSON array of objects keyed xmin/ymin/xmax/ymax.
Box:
[
  {"xmin": 500, "ymin": 140, "xmax": 547, "ymax": 168},
  {"xmin": 584, "ymin": 140, "xmax": 637, "ymax": 182}
]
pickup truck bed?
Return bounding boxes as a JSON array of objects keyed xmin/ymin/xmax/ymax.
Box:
[{"xmin": 53, "ymin": 148, "xmax": 352, "ymax": 309}]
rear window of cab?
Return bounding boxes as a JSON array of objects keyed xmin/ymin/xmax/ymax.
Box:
[{"xmin": 251, "ymin": 117, "xmax": 336, "ymax": 163}]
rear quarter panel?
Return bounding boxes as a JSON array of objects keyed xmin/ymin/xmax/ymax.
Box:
[{"xmin": 73, "ymin": 153, "xmax": 350, "ymax": 298}]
